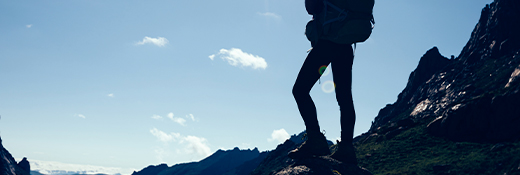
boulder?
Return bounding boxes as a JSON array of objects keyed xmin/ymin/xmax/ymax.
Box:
[{"xmin": 274, "ymin": 156, "xmax": 372, "ymax": 175}]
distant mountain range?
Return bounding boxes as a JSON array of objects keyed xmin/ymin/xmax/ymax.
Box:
[
  {"xmin": 131, "ymin": 132, "xmax": 311, "ymax": 175},
  {"xmin": 131, "ymin": 147, "xmax": 265, "ymax": 175}
]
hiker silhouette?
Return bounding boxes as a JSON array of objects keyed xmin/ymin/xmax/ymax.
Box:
[
  {"xmin": 287, "ymin": 0, "xmax": 374, "ymax": 164},
  {"xmin": 289, "ymin": 39, "xmax": 357, "ymax": 164}
]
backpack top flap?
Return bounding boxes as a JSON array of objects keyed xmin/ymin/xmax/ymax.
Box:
[
  {"xmin": 347, "ymin": 0, "xmax": 374, "ymax": 14},
  {"xmin": 325, "ymin": 0, "xmax": 374, "ymax": 21},
  {"xmin": 326, "ymin": 0, "xmax": 374, "ymax": 13}
]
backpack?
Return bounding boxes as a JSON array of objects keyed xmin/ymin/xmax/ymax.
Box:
[{"xmin": 305, "ymin": 0, "xmax": 375, "ymax": 46}]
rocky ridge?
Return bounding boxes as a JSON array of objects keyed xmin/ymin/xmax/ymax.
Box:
[
  {"xmin": 0, "ymin": 137, "xmax": 30, "ymax": 175},
  {"xmin": 361, "ymin": 0, "xmax": 520, "ymax": 143},
  {"xmin": 348, "ymin": 0, "xmax": 520, "ymax": 173}
]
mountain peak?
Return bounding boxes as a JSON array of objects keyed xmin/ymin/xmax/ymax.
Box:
[
  {"xmin": 137, "ymin": 147, "xmax": 263, "ymax": 175},
  {"xmin": 367, "ymin": 0, "xmax": 520, "ymax": 142},
  {"xmin": 459, "ymin": 0, "xmax": 520, "ymax": 65},
  {"xmin": 369, "ymin": 47, "xmax": 451, "ymax": 130}
]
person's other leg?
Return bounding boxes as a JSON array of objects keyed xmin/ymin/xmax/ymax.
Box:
[
  {"xmin": 330, "ymin": 42, "xmax": 355, "ymax": 143},
  {"xmin": 329, "ymin": 42, "xmax": 357, "ymax": 163}
]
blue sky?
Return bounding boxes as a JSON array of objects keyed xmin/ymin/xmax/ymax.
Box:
[{"xmin": 1, "ymin": 0, "xmax": 492, "ymax": 174}]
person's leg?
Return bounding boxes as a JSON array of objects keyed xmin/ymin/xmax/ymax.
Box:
[
  {"xmin": 329, "ymin": 42, "xmax": 355, "ymax": 143},
  {"xmin": 328, "ymin": 41, "xmax": 357, "ymax": 164},
  {"xmin": 292, "ymin": 42, "xmax": 332, "ymax": 133},
  {"xmin": 289, "ymin": 40, "xmax": 333, "ymax": 159}
]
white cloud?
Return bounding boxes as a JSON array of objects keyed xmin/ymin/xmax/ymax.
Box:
[
  {"xmin": 150, "ymin": 128, "xmax": 179, "ymax": 143},
  {"xmin": 210, "ymin": 48, "xmax": 268, "ymax": 70},
  {"xmin": 150, "ymin": 128, "xmax": 211, "ymax": 159},
  {"xmin": 153, "ymin": 113, "xmax": 196, "ymax": 125},
  {"xmin": 258, "ymin": 12, "xmax": 282, "ymax": 21},
  {"xmin": 172, "ymin": 117, "xmax": 187, "ymax": 126},
  {"xmin": 182, "ymin": 135, "xmax": 211, "ymax": 157},
  {"xmin": 151, "ymin": 115, "xmax": 163, "ymax": 120},
  {"xmin": 75, "ymin": 114, "xmax": 86, "ymax": 119},
  {"xmin": 26, "ymin": 24, "xmax": 32, "ymax": 28},
  {"xmin": 107, "ymin": 93, "xmax": 114, "ymax": 97},
  {"xmin": 268, "ymin": 128, "xmax": 290, "ymax": 143},
  {"xmin": 136, "ymin": 36, "xmax": 169, "ymax": 47},
  {"xmin": 209, "ymin": 54, "xmax": 215, "ymax": 60},
  {"xmin": 186, "ymin": 114, "xmax": 196, "ymax": 121},
  {"xmin": 167, "ymin": 112, "xmax": 187, "ymax": 126},
  {"xmin": 167, "ymin": 112, "xmax": 174, "ymax": 120}
]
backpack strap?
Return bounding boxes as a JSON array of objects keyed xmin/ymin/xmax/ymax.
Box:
[{"xmin": 322, "ymin": 0, "xmax": 349, "ymax": 26}]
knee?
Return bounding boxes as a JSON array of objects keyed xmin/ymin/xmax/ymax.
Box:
[
  {"xmin": 292, "ymin": 85, "xmax": 300, "ymax": 98},
  {"xmin": 292, "ymin": 84, "xmax": 306, "ymax": 99},
  {"xmin": 337, "ymin": 96, "xmax": 354, "ymax": 109},
  {"xmin": 338, "ymin": 99, "xmax": 355, "ymax": 115}
]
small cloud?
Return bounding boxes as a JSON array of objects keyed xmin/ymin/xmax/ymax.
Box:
[
  {"xmin": 26, "ymin": 24, "xmax": 32, "ymax": 28},
  {"xmin": 151, "ymin": 115, "xmax": 163, "ymax": 120},
  {"xmin": 75, "ymin": 114, "xmax": 86, "ymax": 119},
  {"xmin": 268, "ymin": 128, "xmax": 290, "ymax": 143},
  {"xmin": 172, "ymin": 117, "xmax": 187, "ymax": 126},
  {"xmin": 107, "ymin": 93, "xmax": 114, "ymax": 97},
  {"xmin": 209, "ymin": 54, "xmax": 215, "ymax": 60},
  {"xmin": 209, "ymin": 48, "xmax": 268, "ymax": 70},
  {"xmin": 167, "ymin": 112, "xmax": 187, "ymax": 126},
  {"xmin": 150, "ymin": 128, "xmax": 180, "ymax": 143},
  {"xmin": 182, "ymin": 135, "xmax": 211, "ymax": 157},
  {"xmin": 150, "ymin": 128, "xmax": 211, "ymax": 158},
  {"xmin": 136, "ymin": 36, "xmax": 169, "ymax": 47},
  {"xmin": 186, "ymin": 114, "xmax": 196, "ymax": 121},
  {"xmin": 167, "ymin": 113, "xmax": 174, "ymax": 120},
  {"xmin": 258, "ymin": 12, "xmax": 282, "ymax": 21}
]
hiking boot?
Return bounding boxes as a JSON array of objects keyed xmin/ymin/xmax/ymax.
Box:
[
  {"xmin": 288, "ymin": 131, "xmax": 330, "ymax": 159},
  {"xmin": 330, "ymin": 140, "xmax": 357, "ymax": 164}
]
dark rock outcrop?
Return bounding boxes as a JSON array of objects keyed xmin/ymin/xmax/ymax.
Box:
[
  {"xmin": 250, "ymin": 140, "xmax": 297, "ymax": 175},
  {"xmin": 369, "ymin": 47, "xmax": 451, "ymax": 131},
  {"xmin": 274, "ymin": 156, "xmax": 371, "ymax": 175},
  {"xmin": 425, "ymin": 0, "xmax": 520, "ymax": 142},
  {"xmin": 458, "ymin": 0, "xmax": 520, "ymax": 64},
  {"xmin": 359, "ymin": 0, "xmax": 520, "ymax": 143},
  {"xmin": 16, "ymin": 158, "xmax": 29, "ymax": 175},
  {"xmin": 0, "ymin": 137, "xmax": 30, "ymax": 175},
  {"xmin": 250, "ymin": 138, "xmax": 372, "ymax": 175}
]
